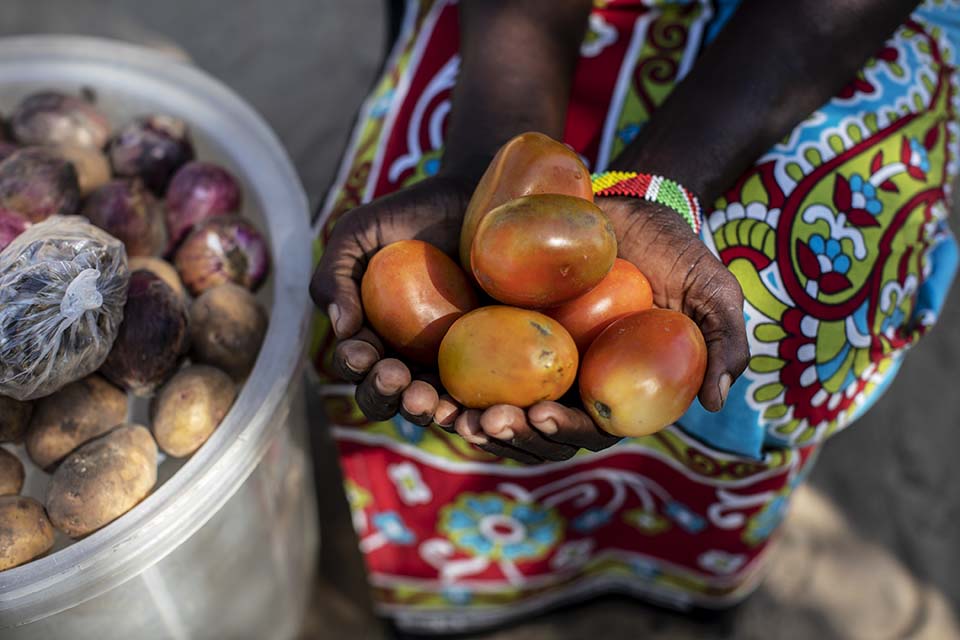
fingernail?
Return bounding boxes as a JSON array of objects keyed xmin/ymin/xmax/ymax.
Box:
[
  {"xmin": 460, "ymin": 421, "xmax": 488, "ymax": 445},
  {"xmin": 435, "ymin": 411, "xmax": 456, "ymax": 427},
  {"xmin": 374, "ymin": 373, "xmax": 401, "ymax": 395},
  {"xmin": 718, "ymin": 373, "xmax": 732, "ymax": 409},
  {"xmin": 536, "ymin": 419, "xmax": 558, "ymax": 435},
  {"xmin": 494, "ymin": 427, "xmax": 515, "ymax": 441},
  {"xmin": 327, "ymin": 303, "xmax": 343, "ymax": 337}
]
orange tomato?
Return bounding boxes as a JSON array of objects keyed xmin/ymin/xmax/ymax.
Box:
[
  {"xmin": 459, "ymin": 132, "xmax": 592, "ymax": 272},
  {"xmin": 579, "ymin": 309, "xmax": 707, "ymax": 437},
  {"xmin": 470, "ymin": 194, "xmax": 617, "ymax": 308},
  {"xmin": 438, "ymin": 306, "xmax": 578, "ymax": 409},
  {"xmin": 545, "ymin": 258, "xmax": 654, "ymax": 353},
  {"xmin": 361, "ymin": 240, "xmax": 478, "ymax": 364}
]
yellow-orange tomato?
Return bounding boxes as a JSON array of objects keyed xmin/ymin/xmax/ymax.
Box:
[
  {"xmin": 545, "ymin": 259, "xmax": 654, "ymax": 353},
  {"xmin": 580, "ymin": 309, "xmax": 707, "ymax": 437},
  {"xmin": 438, "ymin": 306, "xmax": 578, "ymax": 409},
  {"xmin": 471, "ymin": 194, "xmax": 617, "ymax": 308},
  {"xmin": 459, "ymin": 132, "xmax": 593, "ymax": 271},
  {"xmin": 362, "ymin": 240, "xmax": 478, "ymax": 364}
]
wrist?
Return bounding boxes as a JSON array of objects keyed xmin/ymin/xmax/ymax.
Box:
[
  {"xmin": 608, "ymin": 143, "xmax": 714, "ymax": 205},
  {"xmin": 592, "ymin": 171, "xmax": 703, "ymax": 235}
]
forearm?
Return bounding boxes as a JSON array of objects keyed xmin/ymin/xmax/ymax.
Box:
[
  {"xmin": 441, "ymin": 0, "xmax": 591, "ymax": 185},
  {"xmin": 612, "ymin": 0, "xmax": 920, "ymax": 203}
]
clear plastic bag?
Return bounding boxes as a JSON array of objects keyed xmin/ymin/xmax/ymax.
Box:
[{"xmin": 0, "ymin": 216, "xmax": 129, "ymax": 400}]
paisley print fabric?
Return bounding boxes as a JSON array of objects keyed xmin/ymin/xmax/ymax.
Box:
[{"xmin": 309, "ymin": 0, "xmax": 959, "ymax": 632}]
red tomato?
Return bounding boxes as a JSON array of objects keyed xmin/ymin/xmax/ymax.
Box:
[
  {"xmin": 470, "ymin": 194, "xmax": 617, "ymax": 308},
  {"xmin": 544, "ymin": 258, "xmax": 653, "ymax": 353},
  {"xmin": 579, "ymin": 309, "xmax": 707, "ymax": 437},
  {"xmin": 459, "ymin": 132, "xmax": 593, "ymax": 271},
  {"xmin": 361, "ymin": 240, "xmax": 478, "ymax": 364},
  {"xmin": 438, "ymin": 306, "xmax": 578, "ymax": 409}
]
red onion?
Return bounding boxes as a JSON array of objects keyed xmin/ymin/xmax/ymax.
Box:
[
  {"xmin": 11, "ymin": 91, "xmax": 111, "ymax": 149},
  {"xmin": 109, "ymin": 115, "xmax": 195, "ymax": 194},
  {"xmin": 100, "ymin": 270, "xmax": 189, "ymax": 396},
  {"xmin": 165, "ymin": 161, "xmax": 242, "ymax": 250},
  {"xmin": 0, "ymin": 208, "xmax": 29, "ymax": 253},
  {"xmin": 0, "ymin": 142, "xmax": 18, "ymax": 164},
  {"xmin": 0, "ymin": 147, "xmax": 80, "ymax": 222},
  {"xmin": 174, "ymin": 215, "xmax": 270, "ymax": 296},
  {"xmin": 83, "ymin": 179, "xmax": 167, "ymax": 257}
]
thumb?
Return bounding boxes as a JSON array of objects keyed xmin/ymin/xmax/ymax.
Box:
[
  {"xmin": 686, "ymin": 269, "xmax": 749, "ymax": 412},
  {"xmin": 310, "ymin": 231, "xmax": 366, "ymax": 340}
]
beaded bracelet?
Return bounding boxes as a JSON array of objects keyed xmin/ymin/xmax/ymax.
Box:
[{"xmin": 591, "ymin": 171, "xmax": 702, "ymax": 235}]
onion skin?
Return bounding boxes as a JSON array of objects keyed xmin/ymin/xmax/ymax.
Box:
[
  {"xmin": 53, "ymin": 144, "xmax": 111, "ymax": 196},
  {"xmin": 83, "ymin": 179, "xmax": 168, "ymax": 257},
  {"xmin": 0, "ymin": 142, "xmax": 18, "ymax": 164},
  {"xmin": 128, "ymin": 256, "xmax": 187, "ymax": 301},
  {"xmin": 165, "ymin": 161, "xmax": 242, "ymax": 250},
  {"xmin": 173, "ymin": 216, "xmax": 270, "ymax": 296},
  {"xmin": 0, "ymin": 208, "xmax": 29, "ymax": 253},
  {"xmin": 11, "ymin": 91, "xmax": 111, "ymax": 149},
  {"xmin": 109, "ymin": 115, "xmax": 195, "ymax": 194},
  {"xmin": 100, "ymin": 270, "xmax": 190, "ymax": 396},
  {"xmin": 0, "ymin": 147, "xmax": 80, "ymax": 222}
]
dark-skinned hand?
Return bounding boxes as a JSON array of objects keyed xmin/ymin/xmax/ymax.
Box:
[{"xmin": 312, "ymin": 191, "xmax": 749, "ymax": 464}]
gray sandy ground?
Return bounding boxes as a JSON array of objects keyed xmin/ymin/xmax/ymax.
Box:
[{"xmin": 2, "ymin": 2, "xmax": 958, "ymax": 638}]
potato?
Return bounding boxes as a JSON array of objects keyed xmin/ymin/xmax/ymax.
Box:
[
  {"xmin": 128, "ymin": 257, "xmax": 187, "ymax": 301},
  {"xmin": 46, "ymin": 424, "xmax": 157, "ymax": 538},
  {"xmin": 0, "ymin": 395, "xmax": 32, "ymax": 443},
  {"xmin": 189, "ymin": 283, "xmax": 267, "ymax": 379},
  {"xmin": 151, "ymin": 365, "xmax": 237, "ymax": 458},
  {"xmin": 0, "ymin": 447, "xmax": 24, "ymax": 495},
  {"xmin": 0, "ymin": 496, "xmax": 55, "ymax": 571},
  {"xmin": 26, "ymin": 374, "xmax": 128, "ymax": 469}
]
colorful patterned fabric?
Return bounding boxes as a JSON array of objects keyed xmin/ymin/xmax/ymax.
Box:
[
  {"xmin": 591, "ymin": 170, "xmax": 703, "ymax": 233},
  {"xmin": 310, "ymin": 0, "xmax": 960, "ymax": 633}
]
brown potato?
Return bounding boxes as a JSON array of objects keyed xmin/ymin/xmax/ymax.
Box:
[
  {"xmin": 0, "ymin": 447, "xmax": 24, "ymax": 495},
  {"xmin": 151, "ymin": 366, "xmax": 236, "ymax": 458},
  {"xmin": 26, "ymin": 374, "xmax": 128, "ymax": 469},
  {"xmin": 0, "ymin": 496, "xmax": 55, "ymax": 571},
  {"xmin": 53, "ymin": 144, "xmax": 111, "ymax": 196},
  {"xmin": 46, "ymin": 424, "xmax": 157, "ymax": 538},
  {"xmin": 189, "ymin": 283, "xmax": 268, "ymax": 379},
  {"xmin": 128, "ymin": 257, "xmax": 187, "ymax": 301},
  {"xmin": 0, "ymin": 395, "xmax": 32, "ymax": 443}
]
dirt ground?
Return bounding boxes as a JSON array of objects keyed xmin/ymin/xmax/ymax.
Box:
[{"xmin": 3, "ymin": 2, "xmax": 959, "ymax": 638}]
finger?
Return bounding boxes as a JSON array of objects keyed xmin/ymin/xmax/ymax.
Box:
[
  {"xmin": 332, "ymin": 328, "xmax": 384, "ymax": 383},
  {"xmin": 433, "ymin": 395, "xmax": 461, "ymax": 430},
  {"xmin": 528, "ymin": 401, "xmax": 621, "ymax": 452},
  {"xmin": 454, "ymin": 410, "xmax": 543, "ymax": 464},
  {"xmin": 355, "ymin": 358, "xmax": 412, "ymax": 421},
  {"xmin": 311, "ymin": 223, "xmax": 366, "ymax": 339},
  {"xmin": 686, "ymin": 271, "xmax": 750, "ymax": 412},
  {"xmin": 480, "ymin": 405, "xmax": 578, "ymax": 462},
  {"xmin": 400, "ymin": 380, "xmax": 440, "ymax": 426}
]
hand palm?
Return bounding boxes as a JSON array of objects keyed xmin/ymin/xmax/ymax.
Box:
[{"xmin": 312, "ymin": 186, "xmax": 748, "ymax": 464}]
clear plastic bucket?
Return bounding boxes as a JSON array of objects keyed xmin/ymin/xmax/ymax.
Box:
[{"xmin": 0, "ymin": 36, "xmax": 317, "ymax": 639}]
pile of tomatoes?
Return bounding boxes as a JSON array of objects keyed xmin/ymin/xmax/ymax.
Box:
[{"xmin": 361, "ymin": 133, "xmax": 707, "ymax": 438}]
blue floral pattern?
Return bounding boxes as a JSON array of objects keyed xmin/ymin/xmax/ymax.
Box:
[
  {"xmin": 372, "ymin": 511, "xmax": 416, "ymax": 545},
  {"xmin": 439, "ymin": 493, "xmax": 564, "ymax": 562},
  {"xmin": 572, "ymin": 508, "xmax": 613, "ymax": 533},
  {"xmin": 848, "ymin": 174, "xmax": 883, "ymax": 216},
  {"xmin": 664, "ymin": 501, "xmax": 707, "ymax": 534},
  {"xmin": 808, "ymin": 233, "xmax": 852, "ymax": 275}
]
